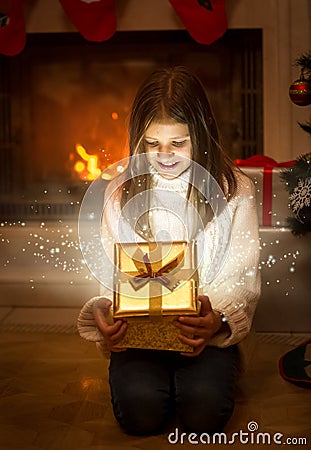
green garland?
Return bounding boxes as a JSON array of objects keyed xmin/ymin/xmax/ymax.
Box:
[
  {"xmin": 280, "ymin": 152, "xmax": 311, "ymax": 236},
  {"xmin": 296, "ymin": 51, "xmax": 311, "ymax": 80},
  {"xmin": 282, "ymin": 52, "xmax": 311, "ymax": 235}
]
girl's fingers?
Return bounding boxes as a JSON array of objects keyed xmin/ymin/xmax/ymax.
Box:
[
  {"xmin": 178, "ymin": 316, "xmax": 208, "ymax": 327},
  {"xmin": 175, "ymin": 321, "xmax": 212, "ymax": 341},
  {"xmin": 94, "ymin": 311, "xmax": 125, "ymax": 337},
  {"xmin": 174, "ymin": 321, "xmax": 196, "ymax": 335},
  {"xmin": 93, "ymin": 298, "xmax": 128, "ymax": 349},
  {"xmin": 181, "ymin": 342, "xmax": 206, "ymax": 357},
  {"xmin": 111, "ymin": 346, "xmax": 127, "ymax": 352},
  {"xmin": 110, "ymin": 321, "xmax": 128, "ymax": 343},
  {"xmin": 178, "ymin": 333, "xmax": 205, "ymax": 348},
  {"xmin": 105, "ymin": 320, "xmax": 126, "ymax": 337}
]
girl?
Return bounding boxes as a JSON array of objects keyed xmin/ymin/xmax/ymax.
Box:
[{"xmin": 78, "ymin": 66, "xmax": 261, "ymax": 436}]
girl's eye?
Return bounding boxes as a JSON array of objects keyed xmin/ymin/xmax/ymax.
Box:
[
  {"xmin": 172, "ymin": 140, "xmax": 187, "ymax": 147},
  {"xmin": 145, "ymin": 141, "xmax": 158, "ymax": 147}
]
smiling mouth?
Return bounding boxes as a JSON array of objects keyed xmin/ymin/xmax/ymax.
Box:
[{"xmin": 157, "ymin": 161, "xmax": 179, "ymax": 170}]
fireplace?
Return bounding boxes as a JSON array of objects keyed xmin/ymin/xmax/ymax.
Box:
[{"xmin": 0, "ymin": 29, "xmax": 262, "ymax": 221}]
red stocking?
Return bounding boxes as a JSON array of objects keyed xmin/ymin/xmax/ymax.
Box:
[
  {"xmin": 0, "ymin": 0, "xmax": 26, "ymax": 56},
  {"xmin": 59, "ymin": 0, "xmax": 116, "ymax": 42},
  {"xmin": 168, "ymin": 0, "xmax": 227, "ymax": 45}
]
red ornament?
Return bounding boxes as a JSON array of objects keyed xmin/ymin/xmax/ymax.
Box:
[{"xmin": 289, "ymin": 76, "xmax": 311, "ymax": 106}]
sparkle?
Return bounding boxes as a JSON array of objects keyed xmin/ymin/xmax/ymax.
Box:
[{"xmin": 0, "ymin": 220, "xmax": 94, "ymax": 290}]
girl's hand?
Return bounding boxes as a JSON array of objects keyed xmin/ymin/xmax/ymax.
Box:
[
  {"xmin": 175, "ymin": 295, "xmax": 223, "ymax": 357},
  {"xmin": 92, "ymin": 297, "xmax": 127, "ymax": 352}
]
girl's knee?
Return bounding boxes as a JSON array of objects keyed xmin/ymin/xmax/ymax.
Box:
[
  {"xmin": 111, "ymin": 386, "xmax": 172, "ymax": 435},
  {"xmin": 177, "ymin": 388, "xmax": 235, "ymax": 433}
]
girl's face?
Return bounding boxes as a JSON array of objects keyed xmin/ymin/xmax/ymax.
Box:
[{"xmin": 144, "ymin": 120, "xmax": 192, "ymax": 179}]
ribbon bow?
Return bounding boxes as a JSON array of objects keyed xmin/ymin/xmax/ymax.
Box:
[{"xmin": 129, "ymin": 249, "xmax": 185, "ymax": 291}]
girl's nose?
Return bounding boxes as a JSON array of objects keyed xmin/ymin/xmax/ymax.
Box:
[{"xmin": 157, "ymin": 145, "xmax": 174, "ymax": 155}]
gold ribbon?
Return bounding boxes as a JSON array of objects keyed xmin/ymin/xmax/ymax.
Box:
[{"xmin": 130, "ymin": 244, "xmax": 185, "ymax": 318}]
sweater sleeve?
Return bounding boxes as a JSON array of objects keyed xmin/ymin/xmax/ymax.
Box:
[
  {"xmin": 77, "ymin": 296, "xmax": 106, "ymax": 343},
  {"xmin": 77, "ymin": 295, "xmax": 112, "ymax": 357},
  {"xmin": 202, "ymin": 173, "xmax": 261, "ymax": 347}
]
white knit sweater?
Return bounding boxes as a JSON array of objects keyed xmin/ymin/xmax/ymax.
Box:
[{"xmin": 77, "ymin": 168, "xmax": 261, "ymax": 359}]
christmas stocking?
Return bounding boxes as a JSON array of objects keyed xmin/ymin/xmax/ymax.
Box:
[
  {"xmin": 59, "ymin": 0, "xmax": 116, "ymax": 42},
  {"xmin": 168, "ymin": 0, "xmax": 227, "ymax": 45},
  {"xmin": 0, "ymin": 0, "xmax": 26, "ymax": 56}
]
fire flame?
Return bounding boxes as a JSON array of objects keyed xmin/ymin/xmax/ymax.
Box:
[
  {"xmin": 71, "ymin": 143, "xmax": 126, "ymax": 182},
  {"xmin": 73, "ymin": 144, "xmax": 101, "ymax": 181}
]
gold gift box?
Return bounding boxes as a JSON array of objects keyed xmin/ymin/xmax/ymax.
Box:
[{"xmin": 113, "ymin": 240, "xmax": 198, "ymax": 352}]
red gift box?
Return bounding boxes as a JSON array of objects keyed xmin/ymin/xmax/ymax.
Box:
[{"xmin": 235, "ymin": 155, "xmax": 295, "ymax": 227}]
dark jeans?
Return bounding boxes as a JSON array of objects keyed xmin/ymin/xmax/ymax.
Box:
[{"xmin": 108, "ymin": 345, "xmax": 240, "ymax": 436}]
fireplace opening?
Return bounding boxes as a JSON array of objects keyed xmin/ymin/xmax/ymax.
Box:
[{"xmin": 0, "ymin": 29, "xmax": 262, "ymax": 221}]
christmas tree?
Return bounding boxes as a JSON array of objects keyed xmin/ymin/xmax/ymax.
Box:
[{"xmin": 281, "ymin": 51, "xmax": 311, "ymax": 236}]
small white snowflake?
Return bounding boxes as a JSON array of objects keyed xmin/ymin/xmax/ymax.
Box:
[{"xmin": 289, "ymin": 177, "xmax": 311, "ymax": 213}]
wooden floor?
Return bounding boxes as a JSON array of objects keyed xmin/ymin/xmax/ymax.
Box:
[{"xmin": 0, "ymin": 331, "xmax": 310, "ymax": 450}]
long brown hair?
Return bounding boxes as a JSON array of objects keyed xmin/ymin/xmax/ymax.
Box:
[{"xmin": 119, "ymin": 66, "xmax": 237, "ymax": 240}]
